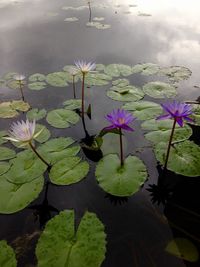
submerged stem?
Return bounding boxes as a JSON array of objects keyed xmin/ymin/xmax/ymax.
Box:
[
  {"xmin": 164, "ymin": 119, "xmax": 176, "ymax": 170},
  {"xmin": 119, "ymin": 128, "xmax": 124, "ymax": 166},
  {"xmin": 29, "ymin": 142, "xmax": 51, "ymax": 170}
]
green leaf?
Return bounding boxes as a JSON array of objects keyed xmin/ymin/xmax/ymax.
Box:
[
  {"xmin": 46, "ymin": 109, "xmax": 79, "ymax": 128},
  {"xmin": 95, "ymin": 154, "xmax": 147, "ymax": 196},
  {"xmin": 27, "ymin": 108, "xmax": 47, "ymax": 121},
  {"xmin": 112, "ymin": 78, "xmax": 130, "ymax": 87},
  {"xmin": 0, "ymin": 100, "xmax": 30, "ymax": 118},
  {"xmin": 0, "ymin": 147, "xmax": 16, "ymax": 161},
  {"xmin": 10, "ymin": 100, "xmax": 30, "ymax": 112},
  {"xmin": 28, "ymin": 82, "xmax": 47, "ymax": 90},
  {"xmin": 0, "ymin": 240, "xmax": 17, "ymax": 267},
  {"xmin": 95, "ymin": 64, "xmax": 105, "ymax": 71},
  {"xmin": 0, "ymin": 162, "xmax": 10, "ymax": 176},
  {"xmin": 49, "ymin": 156, "xmax": 89, "ymax": 185},
  {"xmin": 107, "ymin": 85, "xmax": 144, "ymax": 102},
  {"xmin": 46, "ymin": 72, "xmax": 69, "ymax": 87},
  {"xmin": 7, "ymin": 80, "xmax": 25, "ymax": 90},
  {"xmin": 35, "ymin": 124, "xmax": 51, "ymax": 143},
  {"xmin": 2, "ymin": 72, "xmax": 17, "ymax": 81},
  {"xmin": 132, "ymin": 63, "xmax": 159, "ymax": 75},
  {"xmin": 123, "ymin": 100, "xmax": 163, "ymax": 120},
  {"xmin": 36, "ymin": 210, "xmax": 106, "ymax": 267},
  {"xmin": 0, "ymin": 130, "xmax": 7, "ymax": 145},
  {"xmin": 0, "ymin": 175, "xmax": 44, "ymax": 214},
  {"xmin": 141, "ymin": 119, "xmax": 192, "ymax": 144},
  {"xmin": 63, "ymin": 99, "xmax": 82, "ymax": 110},
  {"xmin": 85, "ymin": 73, "xmax": 112, "ymax": 86},
  {"xmin": 143, "ymin": 81, "xmax": 177, "ymax": 98},
  {"xmin": 154, "ymin": 140, "xmax": 200, "ymax": 176},
  {"xmin": 104, "ymin": 64, "xmax": 132, "ymax": 77},
  {"xmin": 165, "ymin": 238, "xmax": 199, "ymax": 262},
  {"xmin": 190, "ymin": 104, "xmax": 200, "ymax": 126},
  {"xmin": 29, "ymin": 73, "xmax": 46, "ymax": 82},
  {"xmin": 160, "ymin": 66, "xmax": 192, "ymax": 83}
]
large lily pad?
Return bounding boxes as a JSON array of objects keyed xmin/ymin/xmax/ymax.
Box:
[
  {"xmin": 0, "ymin": 147, "xmax": 16, "ymax": 161},
  {"xmin": 46, "ymin": 109, "xmax": 79, "ymax": 128},
  {"xmin": 104, "ymin": 64, "xmax": 132, "ymax": 77},
  {"xmin": 154, "ymin": 140, "xmax": 200, "ymax": 176},
  {"xmin": 143, "ymin": 81, "xmax": 177, "ymax": 98},
  {"xmin": 107, "ymin": 85, "xmax": 144, "ymax": 102},
  {"xmin": 49, "ymin": 156, "xmax": 89, "ymax": 185},
  {"xmin": 27, "ymin": 108, "xmax": 47, "ymax": 121},
  {"xmin": 95, "ymin": 154, "xmax": 147, "ymax": 196},
  {"xmin": 0, "ymin": 240, "xmax": 17, "ymax": 267},
  {"xmin": 46, "ymin": 72, "xmax": 69, "ymax": 87},
  {"xmin": 36, "ymin": 210, "xmax": 106, "ymax": 267},
  {"xmin": 122, "ymin": 100, "xmax": 163, "ymax": 120},
  {"xmin": 0, "ymin": 100, "xmax": 30, "ymax": 118},
  {"xmin": 63, "ymin": 99, "xmax": 82, "ymax": 110},
  {"xmin": 141, "ymin": 119, "xmax": 192, "ymax": 144},
  {"xmin": 0, "ymin": 175, "xmax": 44, "ymax": 214},
  {"xmin": 0, "ymin": 162, "xmax": 10, "ymax": 176}
]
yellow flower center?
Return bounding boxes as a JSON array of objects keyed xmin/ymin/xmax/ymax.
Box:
[{"xmin": 118, "ymin": 118, "xmax": 125, "ymax": 124}]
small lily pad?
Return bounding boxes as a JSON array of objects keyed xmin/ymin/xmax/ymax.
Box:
[
  {"xmin": 107, "ymin": 85, "xmax": 144, "ymax": 102},
  {"xmin": 123, "ymin": 100, "xmax": 163, "ymax": 120},
  {"xmin": 46, "ymin": 72, "xmax": 69, "ymax": 87},
  {"xmin": 28, "ymin": 82, "xmax": 47, "ymax": 90},
  {"xmin": 63, "ymin": 99, "xmax": 82, "ymax": 110},
  {"xmin": 155, "ymin": 140, "xmax": 200, "ymax": 176},
  {"xmin": 36, "ymin": 210, "xmax": 106, "ymax": 267},
  {"xmin": 95, "ymin": 154, "xmax": 147, "ymax": 196},
  {"xmin": 0, "ymin": 240, "xmax": 17, "ymax": 267},
  {"xmin": 35, "ymin": 124, "xmax": 51, "ymax": 143},
  {"xmin": 165, "ymin": 238, "xmax": 199, "ymax": 262},
  {"xmin": 0, "ymin": 162, "xmax": 10, "ymax": 176},
  {"xmin": 49, "ymin": 156, "xmax": 89, "ymax": 185},
  {"xmin": 104, "ymin": 64, "xmax": 133, "ymax": 77},
  {"xmin": 143, "ymin": 81, "xmax": 177, "ymax": 98},
  {"xmin": 29, "ymin": 73, "xmax": 46, "ymax": 82},
  {"xmin": 27, "ymin": 108, "xmax": 47, "ymax": 121},
  {"xmin": 0, "ymin": 147, "xmax": 16, "ymax": 161},
  {"xmin": 46, "ymin": 109, "xmax": 79, "ymax": 128}
]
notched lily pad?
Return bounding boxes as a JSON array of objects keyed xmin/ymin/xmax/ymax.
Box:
[
  {"xmin": 27, "ymin": 108, "xmax": 47, "ymax": 121},
  {"xmin": 0, "ymin": 240, "xmax": 17, "ymax": 267},
  {"xmin": 132, "ymin": 63, "xmax": 159, "ymax": 75},
  {"xmin": 46, "ymin": 109, "xmax": 79, "ymax": 128},
  {"xmin": 112, "ymin": 78, "xmax": 130, "ymax": 87},
  {"xmin": 104, "ymin": 64, "xmax": 133, "ymax": 77},
  {"xmin": 107, "ymin": 85, "xmax": 144, "ymax": 102},
  {"xmin": 143, "ymin": 81, "xmax": 177, "ymax": 98}
]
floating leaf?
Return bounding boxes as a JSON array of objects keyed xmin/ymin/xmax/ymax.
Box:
[
  {"xmin": 49, "ymin": 156, "xmax": 89, "ymax": 185},
  {"xmin": 36, "ymin": 210, "xmax": 106, "ymax": 267},
  {"xmin": 160, "ymin": 66, "xmax": 192, "ymax": 82},
  {"xmin": 132, "ymin": 63, "xmax": 159, "ymax": 75},
  {"xmin": 29, "ymin": 73, "xmax": 46, "ymax": 82},
  {"xmin": 64, "ymin": 17, "xmax": 79, "ymax": 22},
  {"xmin": 107, "ymin": 85, "xmax": 144, "ymax": 102},
  {"xmin": 93, "ymin": 17, "xmax": 105, "ymax": 21},
  {"xmin": 46, "ymin": 72, "xmax": 69, "ymax": 87},
  {"xmin": 46, "ymin": 109, "xmax": 79, "ymax": 128},
  {"xmin": 27, "ymin": 108, "xmax": 47, "ymax": 121},
  {"xmin": 112, "ymin": 78, "xmax": 129, "ymax": 87},
  {"xmin": 132, "ymin": 64, "xmax": 145, "ymax": 74},
  {"xmin": 95, "ymin": 64, "xmax": 105, "ymax": 71},
  {"xmin": 0, "ymin": 240, "xmax": 17, "ymax": 267},
  {"xmin": 0, "ymin": 100, "xmax": 30, "ymax": 118},
  {"xmin": 95, "ymin": 154, "xmax": 147, "ymax": 196},
  {"xmin": 0, "ymin": 147, "xmax": 16, "ymax": 161},
  {"xmin": 154, "ymin": 140, "xmax": 200, "ymax": 176},
  {"xmin": 143, "ymin": 81, "xmax": 177, "ymax": 98},
  {"xmin": 7, "ymin": 80, "xmax": 25, "ymax": 90},
  {"xmin": 0, "ymin": 162, "xmax": 10, "ymax": 176},
  {"xmin": 104, "ymin": 64, "xmax": 132, "ymax": 77},
  {"xmin": 2, "ymin": 72, "xmax": 18, "ymax": 81},
  {"xmin": 0, "ymin": 130, "xmax": 7, "ymax": 145},
  {"xmin": 0, "ymin": 175, "xmax": 44, "ymax": 214},
  {"xmin": 190, "ymin": 104, "xmax": 200, "ymax": 126},
  {"xmin": 62, "ymin": 5, "xmax": 88, "ymax": 11},
  {"xmin": 165, "ymin": 238, "xmax": 199, "ymax": 262},
  {"xmin": 123, "ymin": 100, "xmax": 163, "ymax": 120},
  {"xmin": 85, "ymin": 73, "xmax": 112, "ymax": 86},
  {"xmin": 35, "ymin": 124, "xmax": 50, "ymax": 143},
  {"xmin": 63, "ymin": 99, "xmax": 82, "ymax": 110},
  {"xmin": 10, "ymin": 100, "xmax": 30, "ymax": 112},
  {"xmin": 28, "ymin": 82, "xmax": 47, "ymax": 90}
]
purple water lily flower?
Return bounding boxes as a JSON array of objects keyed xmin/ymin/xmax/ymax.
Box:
[
  {"xmin": 105, "ymin": 109, "xmax": 136, "ymax": 131},
  {"xmin": 157, "ymin": 100, "xmax": 193, "ymax": 127}
]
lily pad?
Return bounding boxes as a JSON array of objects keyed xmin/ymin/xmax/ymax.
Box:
[
  {"xmin": 0, "ymin": 162, "xmax": 10, "ymax": 176},
  {"xmin": 29, "ymin": 73, "xmax": 46, "ymax": 82},
  {"xmin": 190, "ymin": 104, "xmax": 200, "ymax": 126},
  {"xmin": 160, "ymin": 66, "xmax": 192, "ymax": 83},
  {"xmin": 154, "ymin": 140, "xmax": 200, "ymax": 176},
  {"xmin": 46, "ymin": 72, "xmax": 69, "ymax": 87},
  {"xmin": 2, "ymin": 72, "xmax": 18, "ymax": 81},
  {"xmin": 11, "ymin": 100, "xmax": 30, "ymax": 112},
  {"xmin": 122, "ymin": 100, "xmax": 163, "ymax": 120},
  {"xmin": 0, "ymin": 240, "xmax": 17, "ymax": 267},
  {"xmin": 63, "ymin": 99, "xmax": 82, "ymax": 110},
  {"xmin": 7, "ymin": 80, "xmax": 25, "ymax": 90},
  {"xmin": 49, "ymin": 156, "xmax": 89, "ymax": 185},
  {"xmin": 46, "ymin": 109, "xmax": 79, "ymax": 128},
  {"xmin": 85, "ymin": 73, "xmax": 112, "ymax": 86},
  {"xmin": 36, "ymin": 210, "xmax": 106, "ymax": 267},
  {"xmin": 27, "ymin": 108, "xmax": 47, "ymax": 121},
  {"xmin": 95, "ymin": 64, "xmax": 105, "ymax": 71},
  {"xmin": 28, "ymin": 82, "xmax": 47, "ymax": 90},
  {"xmin": 107, "ymin": 85, "xmax": 144, "ymax": 102},
  {"xmin": 132, "ymin": 63, "xmax": 159, "ymax": 75},
  {"xmin": 64, "ymin": 17, "xmax": 79, "ymax": 22},
  {"xmin": 143, "ymin": 81, "xmax": 177, "ymax": 98},
  {"xmin": 112, "ymin": 78, "xmax": 130, "ymax": 87},
  {"xmin": 104, "ymin": 64, "xmax": 133, "ymax": 77},
  {"xmin": 35, "ymin": 124, "xmax": 51, "ymax": 143},
  {"xmin": 0, "ymin": 147, "xmax": 16, "ymax": 161},
  {"xmin": 95, "ymin": 154, "xmax": 147, "ymax": 196},
  {"xmin": 0, "ymin": 100, "xmax": 30, "ymax": 118},
  {"xmin": 0, "ymin": 175, "xmax": 44, "ymax": 214},
  {"xmin": 141, "ymin": 119, "xmax": 192, "ymax": 144},
  {"xmin": 0, "ymin": 130, "xmax": 7, "ymax": 145},
  {"xmin": 165, "ymin": 238, "xmax": 199, "ymax": 262}
]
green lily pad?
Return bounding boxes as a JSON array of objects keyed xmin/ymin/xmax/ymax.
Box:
[
  {"xmin": 0, "ymin": 130, "xmax": 7, "ymax": 145},
  {"xmin": 49, "ymin": 156, "xmax": 89, "ymax": 185},
  {"xmin": 85, "ymin": 73, "xmax": 112, "ymax": 86},
  {"xmin": 0, "ymin": 79, "xmax": 5, "ymax": 87},
  {"xmin": 142, "ymin": 119, "xmax": 192, "ymax": 144},
  {"xmin": 122, "ymin": 100, "xmax": 163, "ymax": 120},
  {"xmin": 112, "ymin": 78, "xmax": 130, "ymax": 87},
  {"xmin": 35, "ymin": 124, "xmax": 51, "ymax": 143},
  {"xmin": 0, "ymin": 240, "xmax": 17, "ymax": 267},
  {"xmin": 0, "ymin": 100, "xmax": 30, "ymax": 118},
  {"xmin": 28, "ymin": 82, "xmax": 47, "ymax": 90},
  {"xmin": 104, "ymin": 64, "xmax": 132, "ymax": 77},
  {"xmin": 2, "ymin": 72, "xmax": 18, "ymax": 81},
  {"xmin": 46, "ymin": 109, "xmax": 79, "ymax": 128},
  {"xmin": 95, "ymin": 64, "xmax": 105, "ymax": 71},
  {"xmin": 29, "ymin": 73, "xmax": 46, "ymax": 82},
  {"xmin": 160, "ymin": 66, "xmax": 192, "ymax": 83},
  {"xmin": 27, "ymin": 108, "xmax": 47, "ymax": 121},
  {"xmin": 38, "ymin": 137, "xmax": 80, "ymax": 164},
  {"xmin": 107, "ymin": 85, "xmax": 144, "ymax": 102},
  {"xmin": 143, "ymin": 81, "xmax": 177, "ymax": 98},
  {"xmin": 95, "ymin": 154, "xmax": 147, "ymax": 196},
  {"xmin": 0, "ymin": 147, "xmax": 16, "ymax": 161},
  {"xmin": 190, "ymin": 104, "xmax": 200, "ymax": 126},
  {"xmin": 11, "ymin": 100, "xmax": 30, "ymax": 112},
  {"xmin": 36, "ymin": 210, "xmax": 106, "ymax": 267},
  {"xmin": 165, "ymin": 238, "xmax": 199, "ymax": 262},
  {"xmin": 6, "ymin": 150, "xmax": 47, "ymax": 184},
  {"xmin": 132, "ymin": 63, "xmax": 160, "ymax": 75},
  {"xmin": 63, "ymin": 99, "xmax": 82, "ymax": 110},
  {"xmin": 154, "ymin": 140, "xmax": 200, "ymax": 176},
  {"xmin": 0, "ymin": 162, "xmax": 10, "ymax": 176},
  {"xmin": 7, "ymin": 80, "xmax": 25, "ymax": 90},
  {"xmin": 46, "ymin": 72, "xmax": 69, "ymax": 87},
  {"xmin": 132, "ymin": 64, "xmax": 145, "ymax": 74},
  {"xmin": 0, "ymin": 175, "xmax": 44, "ymax": 214}
]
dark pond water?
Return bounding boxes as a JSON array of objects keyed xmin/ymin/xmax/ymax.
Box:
[{"xmin": 0, "ymin": 0, "xmax": 200, "ymax": 266}]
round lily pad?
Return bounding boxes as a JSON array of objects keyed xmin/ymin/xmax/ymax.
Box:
[
  {"xmin": 0, "ymin": 162, "xmax": 10, "ymax": 176},
  {"xmin": 107, "ymin": 85, "xmax": 144, "ymax": 102},
  {"xmin": 46, "ymin": 72, "xmax": 69, "ymax": 87},
  {"xmin": 0, "ymin": 175, "xmax": 44, "ymax": 214},
  {"xmin": 165, "ymin": 238, "xmax": 199, "ymax": 262},
  {"xmin": 122, "ymin": 100, "xmax": 163, "ymax": 120},
  {"xmin": 95, "ymin": 154, "xmax": 147, "ymax": 196},
  {"xmin": 143, "ymin": 81, "xmax": 177, "ymax": 98},
  {"xmin": 0, "ymin": 240, "xmax": 17, "ymax": 267},
  {"xmin": 46, "ymin": 109, "xmax": 79, "ymax": 128},
  {"xmin": 112, "ymin": 78, "xmax": 130, "ymax": 87},
  {"xmin": 154, "ymin": 140, "xmax": 200, "ymax": 176},
  {"xmin": 36, "ymin": 210, "xmax": 106, "ymax": 267},
  {"xmin": 85, "ymin": 73, "xmax": 112, "ymax": 86},
  {"xmin": 28, "ymin": 82, "xmax": 47, "ymax": 90},
  {"xmin": 63, "ymin": 99, "xmax": 82, "ymax": 110},
  {"xmin": 49, "ymin": 156, "xmax": 89, "ymax": 185},
  {"xmin": 35, "ymin": 124, "xmax": 51, "ymax": 143},
  {"xmin": 27, "ymin": 108, "xmax": 47, "ymax": 121},
  {"xmin": 29, "ymin": 73, "xmax": 46, "ymax": 82},
  {"xmin": 0, "ymin": 147, "xmax": 16, "ymax": 161},
  {"xmin": 104, "ymin": 64, "xmax": 132, "ymax": 77}
]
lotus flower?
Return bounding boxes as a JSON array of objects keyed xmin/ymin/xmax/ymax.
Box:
[
  {"xmin": 74, "ymin": 60, "xmax": 96, "ymax": 74},
  {"xmin": 157, "ymin": 100, "xmax": 193, "ymax": 127}
]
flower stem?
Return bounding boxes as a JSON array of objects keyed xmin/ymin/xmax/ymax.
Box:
[
  {"xmin": 19, "ymin": 81, "xmax": 25, "ymax": 101},
  {"xmin": 72, "ymin": 75, "xmax": 76, "ymax": 99},
  {"xmin": 119, "ymin": 128, "xmax": 124, "ymax": 167},
  {"xmin": 81, "ymin": 73, "xmax": 85, "ymax": 118},
  {"xmin": 164, "ymin": 119, "xmax": 176, "ymax": 170},
  {"xmin": 29, "ymin": 142, "xmax": 51, "ymax": 170}
]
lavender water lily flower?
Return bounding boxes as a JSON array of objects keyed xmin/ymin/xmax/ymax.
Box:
[
  {"xmin": 13, "ymin": 74, "xmax": 26, "ymax": 101},
  {"xmin": 74, "ymin": 60, "xmax": 96, "ymax": 74}
]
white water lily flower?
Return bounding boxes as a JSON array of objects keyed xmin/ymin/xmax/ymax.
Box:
[
  {"xmin": 67, "ymin": 66, "xmax": 79, "ymax": 76},
  {"xmin": 74, "ymin": 60, "xmax": 96, "ymax": 74},
  {"xmin": 13, "ymin": 74, "xmax": 26, "ymax": 81}
]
